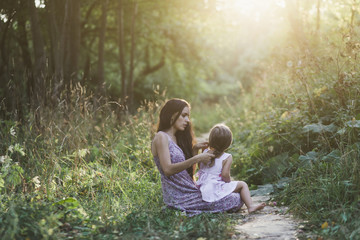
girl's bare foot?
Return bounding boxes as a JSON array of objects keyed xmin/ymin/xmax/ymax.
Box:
[{"xmin": 248, "ymin": 203, "xmax": 266, "ymax": 213}]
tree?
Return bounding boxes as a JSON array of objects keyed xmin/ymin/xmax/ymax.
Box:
[
  {"xmin": 128, "ymin": 1, "xmax": 138, "ymax": 109},
  {"xmin": 285, "ymin": 0, "xmax": 307, "ymax": 49},
  {"xmin": 28, "ymin": 0, "xmax": 47, "ymax": 108},
  {"xmin": 96, "ymin": 0, "xmax": 108, "ymax": 94}
]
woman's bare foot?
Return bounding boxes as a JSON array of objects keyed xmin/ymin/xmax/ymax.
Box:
[{"xmin": 248, "ymin": 203, "xmax": 266, "ymax": 213}]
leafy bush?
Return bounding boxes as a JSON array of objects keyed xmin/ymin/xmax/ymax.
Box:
[{"xmin": 221, "ymin": 17, "xmax": 360, "ymax": 239}]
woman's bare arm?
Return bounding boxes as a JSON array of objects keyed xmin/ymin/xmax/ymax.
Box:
[
  {"xmin": 153, "ymin": 132, "xmax": 213, "ymax": 177},
  {"xmin": 221, "ymin": 155, "xmax": 233, "ymax": 183},
  {"xmin": 192, "ymin": 142, "xmax": 209, "ymax": 156}
]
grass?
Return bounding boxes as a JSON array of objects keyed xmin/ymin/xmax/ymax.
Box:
[
  {"xmin": 2, "ymin": 61, "xmax": 360, "ymax": 239},
  {"xmin": 1, "ymin": 12, "xmax": 360, "ymax": 240},
  {"xmin": 0, "ymin": 88, "xmax": 245, "ymax": 239},
  {"xmin": 2, "ymin": 63, "xmax": 360, "ymax": 239},
  {"xmin": 217, "ymin": 32, "xmax": 360, "ymax": 239}
]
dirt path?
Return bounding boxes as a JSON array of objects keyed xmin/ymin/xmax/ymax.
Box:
[
  {"xmin": 233, "ymin": 184, "xmax": 300, "ymax": 240},
  {"xmin": 196, "ymin": 133, "xmax": 301, "ymax": 239}
]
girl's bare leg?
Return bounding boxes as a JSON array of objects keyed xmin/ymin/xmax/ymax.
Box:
[{"xmin": 234, "ymin": 181, "xmax": 266, "ymax": 213}]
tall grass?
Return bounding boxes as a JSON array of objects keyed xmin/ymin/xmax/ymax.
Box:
[
  {"xmin": 1, "ymin": 13, "xmax": 360, "ymax": 240},
  {"xmin": 0, "ymin": 84, "xmax": 243, "ymax": 239},
  {"xmin": 217, "ymin": 30, "xmax": 360, "ymax": 239}
]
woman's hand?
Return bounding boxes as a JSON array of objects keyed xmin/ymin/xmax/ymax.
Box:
[
  {"xmin": 193, "ymin": 142, "xmax": 209, "ymax": 154},
  {"xmin": 196, "ymin": 152, "xmax": 214, "ymax": 165}
]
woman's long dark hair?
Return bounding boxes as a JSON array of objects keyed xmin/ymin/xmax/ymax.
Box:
[{"xmin": 157, "ymin": 98, "xmax": 196, "ymax": 178}]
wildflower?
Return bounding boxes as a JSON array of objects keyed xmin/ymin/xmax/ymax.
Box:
[
  {"xmin": 79, "ymin": 168, "xmax": 86, "ymax": 176},
  {"xmin": 268, "ymin": 201, "xmax": 277, "ymax": 207},
  {"xmin": 14, "ymin": 143, "xmax": 25, "ymax": 156},
  {"xmin": 281, "ymin": 111, "xmax": 289, "ymax": 119},
  {"xmin": 10, "ymin": 126, "xmax": 16, "ymax": 136},
  {"xmin": 0, "ymin": 156, "xmax": 5, "ymax": 164},
  {"xmin": 287, "ymin": 61, "xmax": 293, "ymax": 68},
  {"xmin": 314, "ymin": 86, "xmax": 328, "ymax": 97},
  {"xmin": 321, "ymin": 221, "xmax": 328, "ymax": 229},
  {"xmin": 78, "ymin": 149, "xmax": 89, "ymax": 158},
  {"xmin": 8, "ymin": 145, "xmax": 14, "ymax": 153},
  {"xmin": 268, "ymin": 146, "xmax": 274, "ymax": 152}
]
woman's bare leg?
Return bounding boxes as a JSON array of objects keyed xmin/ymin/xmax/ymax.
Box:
[{"xmin": 234, "ymin": 181, "xmax": 266, "ymax": 213}]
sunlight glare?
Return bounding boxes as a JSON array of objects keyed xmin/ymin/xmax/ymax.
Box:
[
  {"xmin": 0, "ymin": 14, "xmax": 8, "ymax": 22},
  {"xmin": 35, "ymin": 0, "xmax": 45, "ymax": 8},
  {"xmin": 276, "ymin": 0, "xmax": 286, "ymax": 8},
  {"xmin": 211, "ymin": 0, "xmax": 287, "ymax": 33}
]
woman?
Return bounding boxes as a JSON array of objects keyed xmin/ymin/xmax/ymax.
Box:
[{"xmin": 151, "ymin": 98, "xmax": 243, "ymax": 216}]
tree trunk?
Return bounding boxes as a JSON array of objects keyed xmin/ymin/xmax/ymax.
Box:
[
  {"xmin": 286, "ymin": 0, "xmax": 307, "ymax": 49},
  {"xmin": 128, "ymin": 2, "xmax": 138, "ymax": 109},
  {"xmin": 47, "ymin": 0, "xmax": 64, "ymax": 101},
  {"xmin": 62, "ymin": 0, "xmax": 71, "ymax": 91},
  {"xmin": 0, "ymin": 12, "xmax": 14, "ymax": 87},
  {"xmin": 349, "ymin": 1, "xmax": 357, "ymax": 37},
  {"xmin": 316, "ymin": 0, "xmax": 321, "ymax": 34},
  {"xmin": 28, "ymin": 0, "xmax": 47, "ymax": 108},
  {"xmin": 97, "ymin": 0, "xmax": 109, "ymax": 94},
  {"xmin": 118, "ymin": 0, "xmax": 127, "ymax": 103},
  {"xmin": 135, "ymin": 46, "xmax": 165, "ymax": 86},
  {"xmin": 17, "ymin": 10, "xmax": 33, "ymax": 74},
  {"xmin": 17, "ymin": 2, "xmax": 34, "ymax": 107},
  {"xmin": 66, "ymin": 0, "xmax": 80, "ymax": 83},
  {"xmin": 0, "ymin": 11, "xmax": 15, "ymax": 120}
]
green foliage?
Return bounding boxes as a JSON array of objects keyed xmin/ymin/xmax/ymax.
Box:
[
  {"xmin": 213, "ymin": 12, "xmax": 360, "ymax": 240},
  {"xmin": 2, "ymin": 1, "xmax": 360, "ymax": 239},
  {"xmin": 0, "ymin": 89, "xmax": 239, "ymax": 239},
  {"xmin": 277, "ymin": 144, "xmax": 360, "ymax": 239},
  {"xmin": 116, "ymin": 209, "xmax": 239, "ymax": 239}
]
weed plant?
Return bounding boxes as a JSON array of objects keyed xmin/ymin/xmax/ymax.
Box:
[
  {"xmin": 221, "ymin": 28, "xmax": 360, "ymax": 239},
  {"xmin": 0, "ymin": 85, "xmax": 241, "ymax": 239},
  {"xmin": 1, "ymin": 12, "xmax": 360, "ymax": 240}
]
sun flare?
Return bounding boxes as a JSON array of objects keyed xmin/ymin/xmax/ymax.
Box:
[{"xmin": 200, "ymin": 0, "xmax": 288, "ymax": 36}]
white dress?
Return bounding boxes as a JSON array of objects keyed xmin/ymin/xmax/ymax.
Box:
[{"xmin": 196, "ymin": 149, "xmax": 238, "ymax": 202}]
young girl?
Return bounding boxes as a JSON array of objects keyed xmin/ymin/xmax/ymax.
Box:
[{"xmin": 196, "ymin": 124, "xmax": 266, "ymax": 213}]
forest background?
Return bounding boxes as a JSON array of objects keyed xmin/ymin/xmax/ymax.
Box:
[{"xmin": 0, "ymin": 0, "xmax": 359, "ymax": 239}]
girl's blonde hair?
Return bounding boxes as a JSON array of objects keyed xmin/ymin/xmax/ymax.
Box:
[{"xmin": 208, "ymin": 124, "xmax": 232, "ymax": 167}]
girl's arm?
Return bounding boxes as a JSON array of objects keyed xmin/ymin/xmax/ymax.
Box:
[
  {"xmin": 153, "ymin": 132, "xmax": 214, "ymax": 177},
  {"xmin": 221, "ymin": 155, "xmax": 233, "ymax": 183}
]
